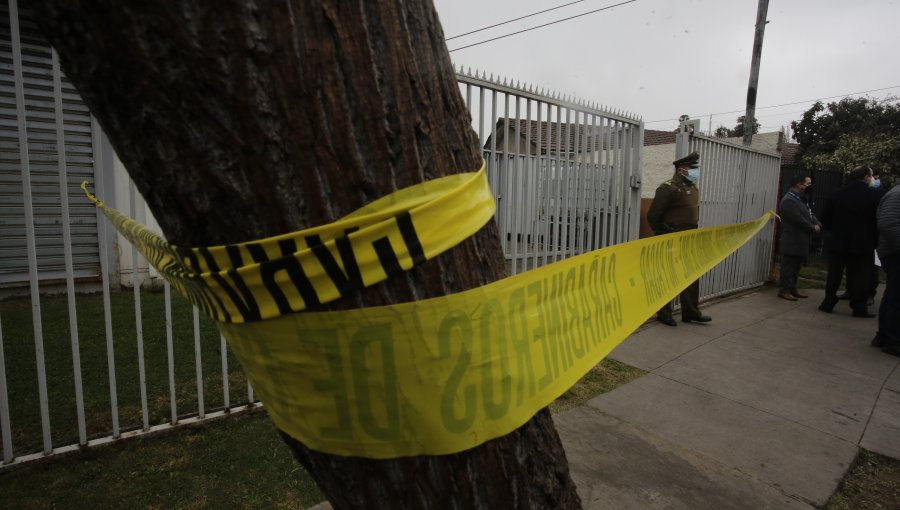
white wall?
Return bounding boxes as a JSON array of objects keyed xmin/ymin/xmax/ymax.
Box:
[
  {"xmin": 641, "ymin": 131, "xmax": 782, "ymax": 198},
  {"xmin": 642, "ymin": 144, "xmax": 677, "ymax": 198},
  {"xmin": 111, "ymin": 151, "xmax": 164, "ymax": 288}
]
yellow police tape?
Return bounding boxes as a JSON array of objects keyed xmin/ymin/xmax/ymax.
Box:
[
  {"xmin": 84, "ymin": 171, "xmax": 773, "ymax": 459},
  {"xmin": 81, "ymin": 165, "xmax": 495, "ymax": 324}
]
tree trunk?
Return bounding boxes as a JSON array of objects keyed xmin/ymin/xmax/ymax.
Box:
[{"xmin": 32, "ymin": 1, "xmax": 582, "ymax": 507}]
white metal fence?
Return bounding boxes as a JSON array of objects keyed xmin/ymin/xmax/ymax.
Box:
[
  {"xmin": 0, "ymin": 4, "xmax": 262, "ymax": 469},
  {"xmin": 457, "ymin": 69, "xmax": 644, "ymax": 275},
  {"xmin": 0, "ymin": 21, "xmax": 778, "ymax": 468},
  {"xmin": 684, "ymin": 127, "xmax": 781, "ymax": 300}
]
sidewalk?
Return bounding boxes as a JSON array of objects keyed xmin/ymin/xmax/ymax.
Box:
[{"xmin": 555, "ymin": 286, "xmax": 900, "ymax": 509}]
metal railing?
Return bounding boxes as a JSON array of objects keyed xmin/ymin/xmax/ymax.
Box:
[
  {"xmin": 457, "ymin": 69, "xmax": 644, "ymax": 275},
  {"xmin": 688, "ymin": 132, "xmax": 781, "ymax": 299}
]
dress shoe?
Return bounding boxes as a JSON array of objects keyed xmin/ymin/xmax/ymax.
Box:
[
  {"xmin": 778, "ymin": 292, "xmax": 798, "ymax": 301},
  {"xmin": 851, "ymin": 310, "xmax": 876, "ymax": 318},
  {"xmin": 872, "ymin": 334, "xmax": 886, "ymax": 348},
  {"xmin": 791, "ymin": 291, "xmax": 809, "ymax": 299},
  {"xmin": 818, "ymin": 302, "xmax": 834, "ymax": 313},
  {"xmin": 882, "ymin": 343, "xmax": 900, "ymax": 358},
  {"xmin": 682, "ymin": 315, "xmax": 712, "ymax": 324},
  {"xmin": 658, "ymin": 317, "xmax": 677, "ymax": 327}
]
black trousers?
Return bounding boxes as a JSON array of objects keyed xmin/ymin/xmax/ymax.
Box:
[
  {"xmin": 878, "ymin": 255, "xmax": 900, "ymax": 346},
  {"xmin": 824, "ymin": 251, "xmax": 873, "ymax": 312},
  {"xmin": 657, "ymin": 278, "xmax": 701, "ymax": 320},
  {"xmin": 655, "ymin": 225, "xmax": 702, "ymax": 320},
  {"xmin": 779, "ymin": 254, "xmax": 805, "ymax": 294}
]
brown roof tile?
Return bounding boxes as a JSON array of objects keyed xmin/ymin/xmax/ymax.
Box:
[
  {"xmin": 643, "ymin": 129, "xmax": 677, "ymax": 146},
  {"xmin": 778, "ymin": 142, "xmax": 800, "ymax": 166},
  {"xmin": 487, "ymin": 118, "xmax": 624, "ymax": 154}
]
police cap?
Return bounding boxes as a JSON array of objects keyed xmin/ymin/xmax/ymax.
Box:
[{"xmin": 673, "ymin": 152, "xmax": 700, "ymax": 168}]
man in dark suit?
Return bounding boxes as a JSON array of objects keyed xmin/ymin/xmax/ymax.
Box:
[
  {"xmin": 818, "ymin": 165, "xmax": 881, "ymax": 317},
  {"xmin": 777, "ymin": 175, "xmax": 821, "ymax": 301}
]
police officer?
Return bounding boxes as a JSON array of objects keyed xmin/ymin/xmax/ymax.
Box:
[{"xmin": 646, "ymin": 151, "xmax": 712, "ymax": 327}]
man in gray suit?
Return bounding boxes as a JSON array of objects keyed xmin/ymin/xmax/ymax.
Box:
[{"xmin": 778, "ymin": 175, "xmax": 821, "ymax": 301}]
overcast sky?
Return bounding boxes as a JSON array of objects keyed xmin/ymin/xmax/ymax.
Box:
[{"xmin": 432, "ymin": 0, "xmax": 900, "ymax": 139}]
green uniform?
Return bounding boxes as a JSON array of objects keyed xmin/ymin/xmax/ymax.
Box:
[
  {"xmin": 648, "ymin": 175, "xmax": 703, "ymax": 320},
  {"xmin": 646, "ymin": 176, "xmax": 700, "ymax": 234}
]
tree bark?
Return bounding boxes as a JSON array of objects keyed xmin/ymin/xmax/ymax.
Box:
[{"xmin": 32, "ymin": 1, "xmax": 582, "ymax": 507}]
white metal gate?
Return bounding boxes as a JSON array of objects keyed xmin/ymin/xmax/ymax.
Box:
[
  {"xmin": 679, "ymin": 122, "xmax": 781, "ymax": 300},
  {"xmin": 457, "ymin": 69, "xmax": 644, "ymax": 275}
]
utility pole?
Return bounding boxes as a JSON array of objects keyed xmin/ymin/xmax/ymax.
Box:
[{"xmin": 742, "ymin": 0, "xmax": 769, "ymax": 146}]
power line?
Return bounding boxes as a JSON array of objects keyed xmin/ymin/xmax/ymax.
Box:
[
  {"xmin": 446, "ymin": 0, "xmax": 587, "ymax": 41},
  {"xmin": 448, "ymin": 0, "xmax": 638, "ymax": 53},
  {"xmin": 646, "ymin": 85, "xmax": 900, "ymax": 124}
]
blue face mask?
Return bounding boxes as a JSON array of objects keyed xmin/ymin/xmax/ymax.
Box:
[
  {"xmin": 871, "ymin": 178, "xmax": 881, "ymax": 189},
  {"xmin": 686, "ymin": 168, "xmax": 700, "ymax": 183}
]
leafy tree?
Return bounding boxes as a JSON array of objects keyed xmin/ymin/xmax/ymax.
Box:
[
  {"xmin": 713, "ymin": 115, "xmax": 760, "ymax": 138},
  {"xmin": 32, "ymin": 1, "xmax": 582, "ymax": 508},
  {"xmin": 806, "ymin": 133, "xmax": 900, "ymax": 184},
  {"xmin": 791, "ymin": 97, "xmax": 900, "ymax": 179},
  {"xmin": 713, "ymin": 125, "xmax": 732, "ymax": 138}
]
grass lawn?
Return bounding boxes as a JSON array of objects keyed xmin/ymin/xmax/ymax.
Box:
[
  {"xmin": 0, "ymin": 409, "xmax": 321, "ymax": 510},
  {"xmin": 0, "ymin": 288, "xmax": 648, "ymax": 508},
  {"xmin": 797, "ymin": 253, "xmax": 830, "ymax": 290},
  {"xmin": 0, "ymin": 358, "xmax": 646, "ymax": 509},
  {"xmin": 796, "ymin": 252, "xmax": 885, "ymax": 291},
  {"xmin": 828, "ymin": 449, "xmax": 900, "ymax": 510},
  {"xmin": 1, "ymin": 289, "xmax": 250, "ymax": 459}
]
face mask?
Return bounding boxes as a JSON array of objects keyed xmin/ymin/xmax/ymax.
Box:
[
  {"xmin": 871, "ymin": 178, "xmax": 881, "ymax": 189},
  {"xmin": 686, "ymin": 168, "xmax": 700, "ymax": 183}
]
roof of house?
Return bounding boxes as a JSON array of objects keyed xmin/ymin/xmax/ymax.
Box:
[
  {"xmin": 778, "ymin": 142, "xmax": 800, "ymax": 166},
  {"xmin": 643, "ymin": 129, "xmax": 677, "ymax": 146},
  {"xmin": 486, "ymin": 118, "xmax": 623, "ymax": 154}
]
